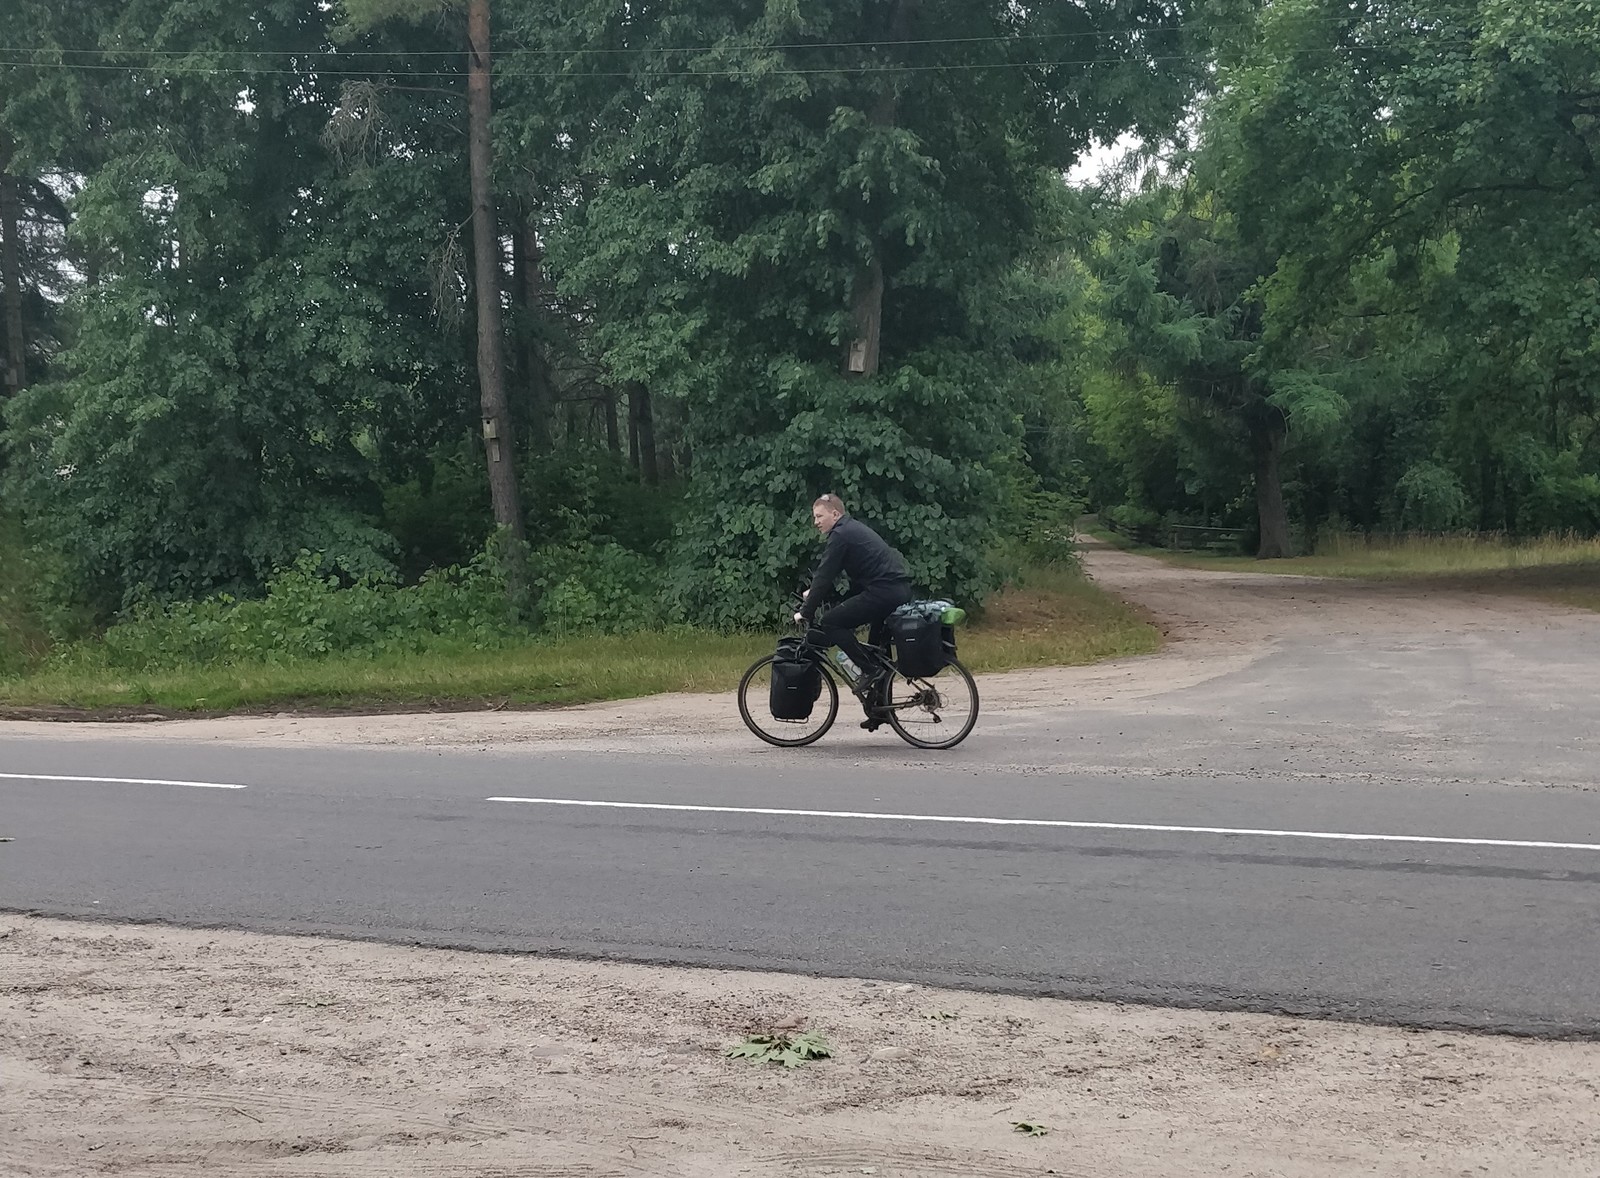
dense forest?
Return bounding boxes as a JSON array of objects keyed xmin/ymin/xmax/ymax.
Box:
[{"xmin": 2, "ymin": 0, "xmax": 1597, "ymax": 660}]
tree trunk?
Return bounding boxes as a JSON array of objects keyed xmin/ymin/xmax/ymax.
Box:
[
  {"xmin": 0, "ymin": 153, "xmax": 27, "ymax": 399},
  {"xmin": 840, "ymin": 0, "xmax": 918, "ymax": 380},
  {"xmin": 627, "ymin": 388, "xmax": 640, "ymax": 469},
  {"xmin": 603, "ymin": 391, "xmax": 620, "ymax": 454},
  {"xmin": 631, "ymin": 382, "xmax": 659, "ymax": 485},
  {"xmin": 1253, "ymin": 409, "xmax": 1292, "ymax": 559},
  {"xmin": 843, "ymin": 253, "xmax": 884, "ymax": 378},
  {"xmin": 466, "ymin": 0, "xmax": 525, "ymax": 542},
  {"xmin": 514, "ymin": 216, "xmax": 553, "ymax": 453}
]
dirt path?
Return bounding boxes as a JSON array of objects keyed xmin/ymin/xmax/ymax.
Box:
[{"xmin": 4, "ymin": 917, "xmax": 1598, "ymax": 1178}]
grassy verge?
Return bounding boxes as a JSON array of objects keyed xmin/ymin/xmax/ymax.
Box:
[
  {"xmin": 0, "ymin": 565, "xmax": 1158, "ymax": 715},
  {"xmin": 0, "ymin": 514, "xmax": 56, "ymax": 677},
  {"xmin": 1091, "ymin": 523, "xmax": 1600, "ymax": 581}
]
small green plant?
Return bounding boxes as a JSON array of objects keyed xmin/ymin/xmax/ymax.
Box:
[
  {"xmin": 923, "ymin": 1010, "xmax": 959, "ymax": 1022},
  {"xmin": 1012, "ymin": 1121, "xmax": 1050, "ymax": 1137},
  {"xmin": 725, "ymin": 1031, "xmax": 833, "ymax": 1068}
]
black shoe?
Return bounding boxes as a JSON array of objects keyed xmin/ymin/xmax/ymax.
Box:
[{"xmin": 860, "ymin": 716, "xmax": 884, "ymax": 732}]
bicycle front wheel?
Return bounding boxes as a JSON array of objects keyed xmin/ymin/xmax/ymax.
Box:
[
  {"xmin": 883, "ymin": 659, "xmax": 979, "ymax": 750},
  {"xmin": 738, "ymin": 654, "xmax": 840, "ymax": 747}
]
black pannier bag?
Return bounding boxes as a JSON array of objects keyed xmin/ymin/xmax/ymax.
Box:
[
  {"xmin": 889, "ymin": 611, "xmax": 947, "ymax": 679},
  {"xmin": 769, "ymin": 638, "xmax": 822, "ymax": 720}
]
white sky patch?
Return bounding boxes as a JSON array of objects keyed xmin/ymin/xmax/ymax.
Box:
[{"xmin": 1067, "ymin": 131, "xmax": 1141, "ymax": 187}]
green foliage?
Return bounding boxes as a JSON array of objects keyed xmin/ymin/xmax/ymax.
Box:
[
  {"xmin": 380, "ymin": 441, "xmax": 496, "ymax": 581},
  {"xmin": 1518, "ymin": 456, "xmax": 1600, "ymax": 537},
  {"xmin": 1394, "ymin": 462, "xmax": 1470, "ymax": 533},
  {"xmin": 666, "ymin": 353, "xmax": 1018, "ymax": 629},
  {"xmin": 527, "ymin": 541, "xmax": 666, "ymax": 637},
  {"xmin": 76, "ymin": 550, "xmax": 518, "ymax": 673},
  {"xmin": 1103, "ymin": 504, "xmax": 1164, "ymax": 533},
  {"xmin": 1214, "ymin": 0, "xmax": 1600, "ymax": 538},
  {"xmin": 725, "ymin": 1032, "xmax": 833, "ymax": 1069},
  {"xmin": 521, "ymin": 448, "xmax": 682, "ymax": 556},
  {"xmin": 992, "ymin": 488, "xmax": 1082, "ymax": 577}
]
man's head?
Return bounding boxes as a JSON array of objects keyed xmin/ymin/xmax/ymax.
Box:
[{"xmin": 812, "ymin": 494, "xmax": 846, "ymax": 533}]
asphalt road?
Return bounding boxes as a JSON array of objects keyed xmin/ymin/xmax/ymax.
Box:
[{"xmin": 3, "ymin": 735, "xmax": 1598, "ymax": 1037}]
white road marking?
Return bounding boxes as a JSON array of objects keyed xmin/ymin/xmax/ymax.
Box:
[
  {"xmin": 0, "ymin": 773, "xmax": 246, "ymax": 790},
  {"xmin": 485, "ymin": 796, "xmax": 1600, "ymax": 853}
]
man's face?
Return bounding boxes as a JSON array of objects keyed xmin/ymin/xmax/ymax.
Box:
[{"xmin": 813, "ymin": 504, "xmax": 842, "ymax": 533}]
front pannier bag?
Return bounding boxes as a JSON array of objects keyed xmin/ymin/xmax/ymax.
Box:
[{"xmin": 769, "ymin": 638, "xmax": 822, "ymax": 720}]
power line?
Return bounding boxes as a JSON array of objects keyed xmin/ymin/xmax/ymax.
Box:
[
  {"xmin": 0, "ymin": 43, "xmax": 1472, "ymax": 83},
  {"xmin": 0, "ymin": 26, "xmax": 1236, "ymax": 59},
  {"xmin": 0, "ymin": 13, "xmax": 1483, "ymax": 62}
]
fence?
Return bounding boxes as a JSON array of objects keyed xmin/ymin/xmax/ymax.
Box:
[{"xmin": 1100, "ymin": 516, "xmax": 1247, "ymax": 554}]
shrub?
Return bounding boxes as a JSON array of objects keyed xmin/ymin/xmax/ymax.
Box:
[
  {"xmin": 71, "ymin": 549, "xmax": 521, "ymax": 673},
  {"xmin": 1394, "ymin": 461, "xmax": 1470, "ymax": 532}
]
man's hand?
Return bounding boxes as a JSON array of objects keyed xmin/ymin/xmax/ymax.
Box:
[{"xmin": 793, "ymin": 612, "xmax": 805, "ymax": 625}]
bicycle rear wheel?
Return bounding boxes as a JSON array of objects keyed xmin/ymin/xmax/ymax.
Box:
[
  {"xmin": 738, "ymin": 654, "xmax": 840, "ymax": 747},
  {"xmin": 882, "ymin": 659, "xmax": 979, "ymax": 750}
]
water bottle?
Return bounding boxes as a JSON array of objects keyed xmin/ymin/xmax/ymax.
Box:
[{"xmin": 833, "ymin": 650, "xmax": 861, "ymax": 682}]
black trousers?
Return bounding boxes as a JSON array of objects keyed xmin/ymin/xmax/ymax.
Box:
[{"xmin": 811, "ymin": 582, "xmax": 914, "ymax": 673}]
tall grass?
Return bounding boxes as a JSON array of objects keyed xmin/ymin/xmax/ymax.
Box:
[
  {"xmin": 1302, "ymin": 531, "xmax": 1600, "ymax": 577},
  {"xmin": 1103, "ymin": 527, "xmax": 1600, "ymax": 579}
]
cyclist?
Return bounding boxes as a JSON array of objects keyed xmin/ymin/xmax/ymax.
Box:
[{"xmin": 793, "ymin": 494, "xmax": 914, "ymax": 725}]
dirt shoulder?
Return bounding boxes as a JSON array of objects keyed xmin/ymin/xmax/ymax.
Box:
[{"xmin": 4, "ymin": 916, "xmax": 1596, "ymax": 1178}]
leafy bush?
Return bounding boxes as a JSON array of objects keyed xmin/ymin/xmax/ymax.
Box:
[
  {"xmin": 1518, "ymin": 455, "xmax": 1600, "ymax": 536},
  {"xmin": 527, "ymin": 541, "xmax": 667, "ymax": 637},
  {"xmin": 72, "ymin": 550, "xmax": 520, "ymax": 673},
  {"xmin": 992, "ymin": 489, "xmax": 1081, "ymax": 580},
  {"xmin": 521, "ymin": 448, "xmax": 683, "ymax": 556},
  {"xmin": 380, "ymin": 441, "xmax": 495, "ymax": 582},
  {"xmin": 1102, "ymin": 503, "xmax": 1163, "ymax": 532},
  {"xmin": 1394, "ymin": 461, "xmax": 1470, "ymax": 532},
  {"xmin": 48, "ymin": 533, "xmax": 676, "ymax": 675}
]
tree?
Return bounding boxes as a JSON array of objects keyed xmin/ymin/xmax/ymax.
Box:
[
  {"xmin": 525, "ymin": 0, "xmax": 1231, "ymax": 621},
  {"xmin": 0, "ymin": 147, "xmax": 28, "ymax": 399},
  {"xmin": 1099, "ymin": 185, "xmax": 1296, "ymax": 556},
  {"xmin": 5, "ymin": 0, "xmax": 466, "ymax": 606},
  {"xmin": 1225, "ymin": 0, "xmax": 1600, "ymax": 533},
  {"xmin": 342, "ymin": 0, "xmax": 527, "ymax": 544}
]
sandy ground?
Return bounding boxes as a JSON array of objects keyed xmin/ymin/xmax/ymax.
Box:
[
  {"xmin": 4, "ymin": 917, "xmax": 1599, "ymax": 1178},
  {"xmin": 7, "ymin": 545, "xmax": 1600, "ymax": 1175}
]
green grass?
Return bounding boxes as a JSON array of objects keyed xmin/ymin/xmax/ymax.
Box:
[
  {"xmin": 0, "ymin": 514, "xmax": 56, "ymax": 677},
  {"xmin": 960, "ymin": 565, "xmax": 1160, "ymax": 672},
  {"xmin": 1093, "ymin": 524, "xmax": 1600, "ymax": 580},
  {"xmin": 0, "ymin": 564, "xmax": 1159, "ymax": 716}
]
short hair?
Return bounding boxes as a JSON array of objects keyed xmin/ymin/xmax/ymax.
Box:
[{"xmin": 813, "ymin": 494, "xmax": 846, "ymax": 516}]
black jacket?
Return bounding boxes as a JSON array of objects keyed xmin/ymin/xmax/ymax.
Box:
[{"xmin": 800, "ymin": 516, "xmax": 911, "ymax": 621}]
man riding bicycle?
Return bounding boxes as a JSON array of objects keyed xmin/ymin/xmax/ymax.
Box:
[{"xmin": 793, "ymin": 494, "xmax": 914, "ymax": 725}]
